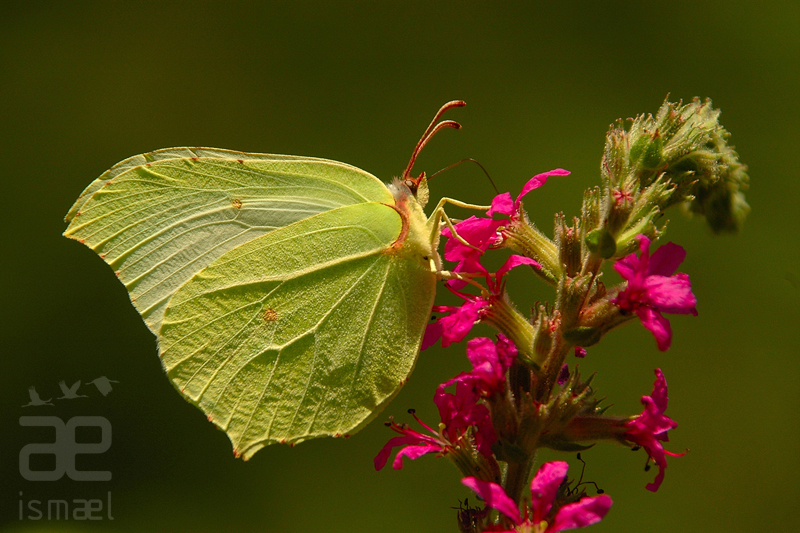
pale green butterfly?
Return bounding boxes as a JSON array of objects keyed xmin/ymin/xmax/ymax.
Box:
[{"xmin": 64, "ymin": 101, "xmax": 485, "ymax": 459}]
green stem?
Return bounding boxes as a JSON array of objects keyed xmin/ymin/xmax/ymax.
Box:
[
  {"xmin": 484, "ymin": 296, "xmax": 538, "ymax": 368},
  {"xmin": 580, "ymin": 250, "xmax": 604, "ymax": 277},
  {"xmin": 503, "ymin": 451, "xmax": 536, "ymax": 511}
]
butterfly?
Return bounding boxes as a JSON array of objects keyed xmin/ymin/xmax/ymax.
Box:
[{"xmin": 64, "ymin": 101, "xmax": 480, "ymax": 459}]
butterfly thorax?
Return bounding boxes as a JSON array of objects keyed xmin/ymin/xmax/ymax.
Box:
[{"xmin": 386, "ymin": 181, "xmax": 440, "ymax": 272}]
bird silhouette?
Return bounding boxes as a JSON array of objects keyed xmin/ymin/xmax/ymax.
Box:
[
  {"xmin": 57, "ymin": 380, "xmax": 88, "ymax": 400},
  {"xmin": 87, "ymin": 376, "xmax": 119, "ymax": 396},
  {"xmin": 22, "ymin": 386, "xmax": 53, "ymax": 407}
]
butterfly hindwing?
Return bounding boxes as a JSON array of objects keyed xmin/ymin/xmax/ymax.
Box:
[{"xmin": 159, "ymin": 202, "xmax": 435, "ymax": 458}]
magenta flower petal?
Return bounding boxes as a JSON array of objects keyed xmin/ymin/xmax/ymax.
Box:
[
  {"xmin": 377, "ymin": 376, "xmax": 498, "ymax": 472},
  {"xmin": 392, "ymin": 444, "xmax": 442, "ymax": 469},
  {"xmin": 645, "ymin": 468, "xmax": 667, "ymax": 492},
  {"xmin": 647, "ymin": 241, "xmax": 686, "ymax": 276},
  {"xmin": 423, "ymin": 255, "xmax": 540, "ymax": 351},
  {"xmin": 636, "ymin": 307, "xmax": 672, "ymax": 351},
  {"xmin": 515, "ymin": 169, "xmax": 571, "ymax": 209},
  {"xmin": 488, "ymin": 192, "xmax": 515, "ymax": 217},
  {"xmin": 530, "ymin": 461, "xmax": 569, "ymax": 521},
  {"xmin": 446, "ymin": 257, "xmax": 489, "ymax": 290},
  {"xmin": 496, "ymin": 254, "xmax": 541, "ymax": 280},
  {"xmin": 438, "ymin": 168, "xmax": 568, "ymax": 297},
  {"xmin": 466, "ymin": 337, "xmax": 501, "ymax": 372},
  {"xmin": 550, "ymin": 495, "xmax": 614, "ymax": 532},
  {"xmin": 434, "ymin": 380, "xmax": 497, "ymax": 456},
  {"xmin": 435, "ymin": 380, "xmax": 476, "ymax": 424},
  {"xmin": 462, "ymin": 477, "xmax": 521, "ymax": 524},
  {"xmin": 574, "ymin": 346, "xmax": 587, "ymax": 358},
  {"xmin": 424, "ymin": 300, "xmax": 487, "ymax": 350},
  {"xmin": 450, "ymin": 335, "xmax": 518, "ymax": 398},
  {"xmin": 613, "ymin": 253, "xmax": 640, "ymax": 280},
  {"xmin": 649, "ymin": 367, "xmax": 669, "ymax": 412},
  {"xmin": 441, "ymin": 300, "xmax": 484, "ymax": 346},
  {"xmin": 494, "ymin": 334, "xmax": 518, "ymax": 368},
  {"xmin": 374, "ymin": 435, "xmax": 432, "ymax": 470},
  {"xmin": 421, "ymin": 321, "xmax": 444, "ymax": 350},
  {"xmin": 635, "ymin": 234, "xmax": 652, "ymax": 256},
  {"xmin": 452, "ymin": 256, "xmax": 489, "ymax": 277},
  {"xmin": 643, "ymin": 274, "xmax": 698, "ymax": 315},
  {"xmin": 442, "ymin": 216, "xmax": 504, "ymax": 290},
  {"xmin": 639, "ymin": 396, "xmax": 677, "ymax": 439},
  {"xmin": 465, "ymin": 462, "xmax": 613, "ymax": 532}
]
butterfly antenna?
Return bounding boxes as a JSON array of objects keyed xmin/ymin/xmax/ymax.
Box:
[
  {"xmin": 402, "ymin": 100, "xmax": 466, "ymax": 186},
  {"xmin": 429, "ymin": 158, "xmax": 500, "ymax": 194}
]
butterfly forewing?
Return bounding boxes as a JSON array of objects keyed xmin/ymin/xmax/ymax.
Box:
[{"xmin": 63, "ymin": 149, "xmax": 393, "ymax": 334}]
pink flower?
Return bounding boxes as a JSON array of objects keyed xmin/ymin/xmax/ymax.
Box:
[
  {"xmin": 374, "ymin": 380, "xmax": 496, "ymax": 471},
  {"xmin": 444, "ymin": 334, "xmax": 518, "ymax": 398},
  {"xmin": 423, "ymin": 255, "xmax": 539, "ymax": 350},
  {"xmin": 441, "ymin": 169, "xmax": 569, "ymax": 288},
  {"xmin": 624, "ymin": 368, "xmax": 684, "ymax": 492},
  {"xmin": 462, "ymin": 461, "xmax": 613, "ymax": 532},
  {"xmin": 422, "ymin": 300, "xmax": 486, "ymax": 350},
  {"xmin": 612, "ymin": 235, "xmax": 698, "ymax": 351}
]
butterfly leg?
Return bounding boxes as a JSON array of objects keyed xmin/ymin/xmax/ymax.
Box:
[{"xmin": 426, "ymin": 197, "xmax": 491, "ymax": 255}]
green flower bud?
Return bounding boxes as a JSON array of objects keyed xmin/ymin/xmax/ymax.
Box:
[
  {"xmin": 585, "ymin": 227, "xmax": 617, "ymax": 259},
  {"xmin": 531, "ymin": 306, "xmax": 559, "ymax": 365},
  {"xmin": 601, "ymin": 97, "xmax": 749, "ymax": 233},
  {"xmin": 641, "ymin": 132, "xmax": 664, "ymax": 170},
  {"xmin": 562, "ymin": 326, "xmax": 603, "ymax": 347},
  {"xmin": 554, "ymin": 214, "xmax": 582, "ymax": 276}
]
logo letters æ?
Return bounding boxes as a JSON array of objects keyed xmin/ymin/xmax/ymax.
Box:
[{"xmin": 19, "ymin": 416, "xmax": 112, "ymax": 481}]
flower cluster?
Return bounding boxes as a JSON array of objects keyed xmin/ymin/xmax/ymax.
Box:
[
  {"xmin": 375, "ymin": 335, "xmax": 514, "ymax": 480},
  {"xmin": 375, "ymin": 99, "xmax": 745, "ymax": 533},
  {"xmin": 373, "ymin": 378, "xmax": 496, "ymax": 471}
]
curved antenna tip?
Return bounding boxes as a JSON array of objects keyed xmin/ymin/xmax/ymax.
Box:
[{"xmin": 402, "ymin": 101, "xmax": 467, "ymax": 184}]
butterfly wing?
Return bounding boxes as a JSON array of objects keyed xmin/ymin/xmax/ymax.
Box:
[
  {"xmin": 159, "ymin": 201, "xmax": 436, "ymax": 458},
  {"xmin": 64, "ymin": 148, "xmax": 393, "ymax": 333}
]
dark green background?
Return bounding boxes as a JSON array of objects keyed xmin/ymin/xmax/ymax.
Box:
[{"xmin": 2, "ymin": 2, "xmax": 798, "ymax": 532}]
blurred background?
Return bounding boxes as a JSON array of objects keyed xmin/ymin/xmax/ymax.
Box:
[{"xmin": 2, "ymin": 1, "xmax": 798, "ymax": 532}]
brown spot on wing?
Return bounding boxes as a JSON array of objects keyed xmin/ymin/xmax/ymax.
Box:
[
  {"xmin": 232, "ymin": 198, "xmax": 243, "ymax": 209},
  {"xmin": 263, "ymin": 308, "xmax": 278, "ymax": 322}
]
